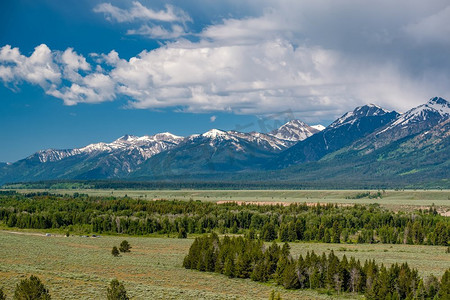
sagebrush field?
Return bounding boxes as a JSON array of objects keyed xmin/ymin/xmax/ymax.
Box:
[
  {"xmin": 0, "ymin": 231, "xmax": 449, "ymax": 299},
  {"xmin": 0, "ymin": 189, "xmax": 449, "ymax": 299},
  {"xmin": 6, "ymin": 189, "xmax": 450, "ymax": 209}
]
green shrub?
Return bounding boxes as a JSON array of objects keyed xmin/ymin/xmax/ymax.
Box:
[
  {"xmin": 0, "ymin": 287, "xmax": 6, "ymax": 300},
  {"xmin": 178, "ymin": 228, "xmax": 187, "ymax": 239},
  {"xmin": 119, "ymin": 240, "xmax": 131, "ymax": 253},
  {"xmin": 112, "ymin": 246, "xmax": 120, "ymax": 257},
  {"xmin": 14, "ymin": 275, "xmax": 51, "ymax": 300},
  {"xmin": 106, "ymin": 279, "xmax": 129, "ymax": 300}
]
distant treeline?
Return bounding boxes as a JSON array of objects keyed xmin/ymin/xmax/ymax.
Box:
[
  {"xmin": 183, "ymin": 234, "xmax": 450, "ymax": 299},
  {"xmin": 2, "ymin": 179, "xmax": 329, "ymax": 190},
  {"xmin": 2, "ymin": 179, "xmax": 444, "ymax": 190},
  {"xmin": 0, "ymin": 194, "xmax": 448, "ymax": 246}
]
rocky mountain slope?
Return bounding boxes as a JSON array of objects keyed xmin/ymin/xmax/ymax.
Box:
[
  {"xmin": 0, "ymin": 119, "xmax": 316, "ymax": 183},
  {"xmin": 268, "ymin": 120, "xmax": 319, "ymax": 141},
  {"xmin": 131, "ymin": 129, "xmax": 294, "ymax": 178},
  {"xmin": 352, "ymin": 97, "xmax": 450, "ymax": 153},
  {"xmin": 1, "ymin": 97, "xmax": 448, "ymax": 188},
  {"xmin": 129, "ymin": 120, "xmax": 320, "ymax": 178},
  {"xmin": 276, "ymin": 117, "xmax": 450, "ymax": 188},
  {"xmin": 271, "ymin": 104, "xmax": 400, "ymax": 168}
]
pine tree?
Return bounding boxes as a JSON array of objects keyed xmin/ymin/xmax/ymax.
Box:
[
  {"xmin": 339, "ymin": 255, "xmax": 349, "ymax": 292},
  {"xmin": 14, "ymin": 275, "xmax": 51, "ymax": 300},
  {"xmin": 287, "ymin": 222, "xmax": 297, "ymax": 242},
  {"xmin": 439, "ymin": 269, "xmax": 450, "ymax": 299},
  {"xmin": 266, "ymin": 241, "xmax": 281, "ymax": 275},
  {"xmin": 245, "ymin": 228, "xmax": 256, "ymax": 240},
  {"xmin": 204, "ymin": 247, "xmax": 216, "ymax": 272},
  {"xmin": 274, "ymin": 256, "xmax": 288, "ymax": 285},
  {"xmin": 433, "ymin": 222, "xmax": 448, "ymax": 246},
  {"xmin": 268, "ymin": 290, "xmax": 282, "ymax": 300},
  {"xmin": 178, "ymin": 227, "xmax": 187, "ymax": 238},
  {"xmin": 416, "ymin": 279, "xmax": 425, "ymax": 300},
  {"xmin": 235, "ymin": 252, "xmax": 252, "ymax": 278},
  {"xmin": 317, "ymin": 224, "xmax": 325, "ymax": 241},
  {"xmin": 223, "ymin": 255, "xmax": 235, "ymax": 278},
  {"xmin": 349, "ymin": 266, "xmax": 361, "ymax": 293},
  {"xmin": 326, "ymin": 251, "xmax": 339, "ymax": 288},
  {"xmin": 279, "ymin": 223, "xmax": 289, "ymax": 242},
  {"xmin": 251, "ymin": 259, "xmax": 269, "ymax": 282},
  {"xmin": 296, "ymin": 255, "xmax": 308, "ymax": 288},
  {"xmin": 375, "ymin": 265, "xmax": 390, "ymax": 299},
  {"xmin": 341, "ymin": 228, "xmax": 349, "ymax": 243},
  {"xmin": 119, "ymin": 240, "xmax": 131, "ymax": 252},
  {"xmin": 411, "ymin": 221, "xmax": 424, "ymax": 244},
  {"xmin": 282, "ymin": 260, "xmax": 300, "ymax": 289},
  {"xmin": 294, "ymin": 218, "xmax": 305, "ymax": 241},
  {"xmin": 231, "ymin": 221, "xmax": 238, "ymax": 234},
  {"xmin": 323, "ymin": 229, "xmax": 331, "ymax": 243},
  {"xmin": 364, "ymin": 260, "xmax": 378, "ymax": 299},
  {"xmin": 106, "ymin": 279, "xmax": 129, "ymax": 300},
  {"xmin": 112, "ymin": 246, "xmax": 120, "ymax": 257},
  {"xmin": 424, "ymin": 274, "xmax": 439, "ymax": 299},
  {"xmin": 332, "ymin": 220, "xmax": 341, "ymax": 243},
  {"xmin": 262, "ymin": 222, "xmax": 277, "ymax": 242}
]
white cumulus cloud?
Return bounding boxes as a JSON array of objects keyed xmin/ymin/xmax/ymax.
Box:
[
  {"xmin": 94, "ymin": 1, "xmax": 191, "ymax": 39},
  {"xmin": 2, "ymin": 0, "xmax": 450, "ymax": 123},
  {"xmin": 0, "ymin": 44, "xmax": 60, "ymax": 89}
]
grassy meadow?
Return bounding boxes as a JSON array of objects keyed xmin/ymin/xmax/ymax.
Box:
[
  {"xmin": 1, "ymin": 189, "xmax": 449, "ymax": 299},
  {"xmin": 6, "ymin": 188, "xmax": 450, "ymax": 211},
  {"xmin": 1, "ymin": 231, "xmax": 449, "ymax": 299}
]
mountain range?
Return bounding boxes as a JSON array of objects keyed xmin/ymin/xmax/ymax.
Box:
[{"xmin": 1, "ymin": 97, "xmax": 449, "ymax": 188}]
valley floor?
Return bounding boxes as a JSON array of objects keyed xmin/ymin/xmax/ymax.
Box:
[
  {"xmin": 5, "ymin": 188, "xmax": 450, "ymax": 212},
  {"xmin": 0, "ymin": 231, "xmax": 449, "ymax": 299}
]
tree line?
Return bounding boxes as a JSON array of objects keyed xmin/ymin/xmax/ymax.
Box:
[
  {"xmin": 5, "ymin": 178, "xmax": 441, "ymax": 190},
  {"xmin": 0, "ymin": 194, "xmax": 448, "ymax": 246},
  {"xmin": 183, "ymin": 234, "xmax": 450, "ymax": 299}
]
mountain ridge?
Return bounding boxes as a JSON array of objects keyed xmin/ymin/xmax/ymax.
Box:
[
  {"xmin": 1, "ymin": 97, "xmax": 449, "ymax": 188},
  {"xmin": 268, "ymin": 120, "xmax": 319, "ymax": 141},
  {"xmin": 0, "ymin": 118, "xmax": 317, "ymax": 183},
  {"xmin": 270, "ymin": 104, "xmax": 400, "ymax": 168}
]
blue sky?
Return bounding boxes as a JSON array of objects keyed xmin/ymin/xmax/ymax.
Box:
[{"xmin": 1, "ymin": 0, "xmax": 450, "ymax": 162}]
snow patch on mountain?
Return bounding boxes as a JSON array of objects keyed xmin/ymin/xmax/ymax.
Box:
[
  {"xmin": 190, "ymin": 129, "xmax": 294, "ymax": 152},
  {"xmin": 202, "ymin": 129, "xmax": 232, "ymax": 139},
  {"xmin": 33, "ymin": 132, "xmax": 184, "ymax": 163},
  {"xmin": 30, "ymin": 119, "xmax": 322, "ymax": 165},
  {"xmin": 268, "ymin": 120, "xmax": 319, "ymax": 141},
  {"xmin": 377, "ymin": 97, "xmax": 450, "ymax": 135},
  {"xmin": 311, "ymin": 124, "xmax": 326, "ymax": 131},
  {"xmin": 231, "ymin": 131, "xmax": 294, "ymax": 151},
  {"xmin": 329, "ymin": 104, "xmax": 392, "ymax": 129}
]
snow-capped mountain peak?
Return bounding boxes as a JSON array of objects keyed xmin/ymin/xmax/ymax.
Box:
[
  {"xmin": 311, "ymin": 124, "xmax": 326, "ymax": 131},
  {"xmin": 427, "ymin": 97, "xmax": 450, "ymax": 114},
  {"xmin": 153, "ymin": 132, "xmax": 183, "ymax": 141},
  {"xmin": 329, "ymin": 104, "xmax": 392, "ymax": 129},
  {"xmin": 377, "ymin": 97, "xmax": 450, "ymax": 134},
  {"xmin": 202, "ymin": 129, "xmax": 229, "ymax": 139},
  {"xmin": 268, "ymin": 119, "xmax": 319, "ymax": 141},
  {"xmin": 32, "ymin": 132, "xmax": 185, "ymax": 163},
  {"xmin": 116, "ymin": 134, "xmax": 139, "ymax": 142}
]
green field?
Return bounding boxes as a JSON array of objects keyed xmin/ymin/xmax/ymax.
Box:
[
  {"xmin": 6, "ymin": 189, "xmax": 450, "ymax": 211},
  {"xmin": 1, "ymin": 231, "xmax": 449, "ymax": 299}
]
